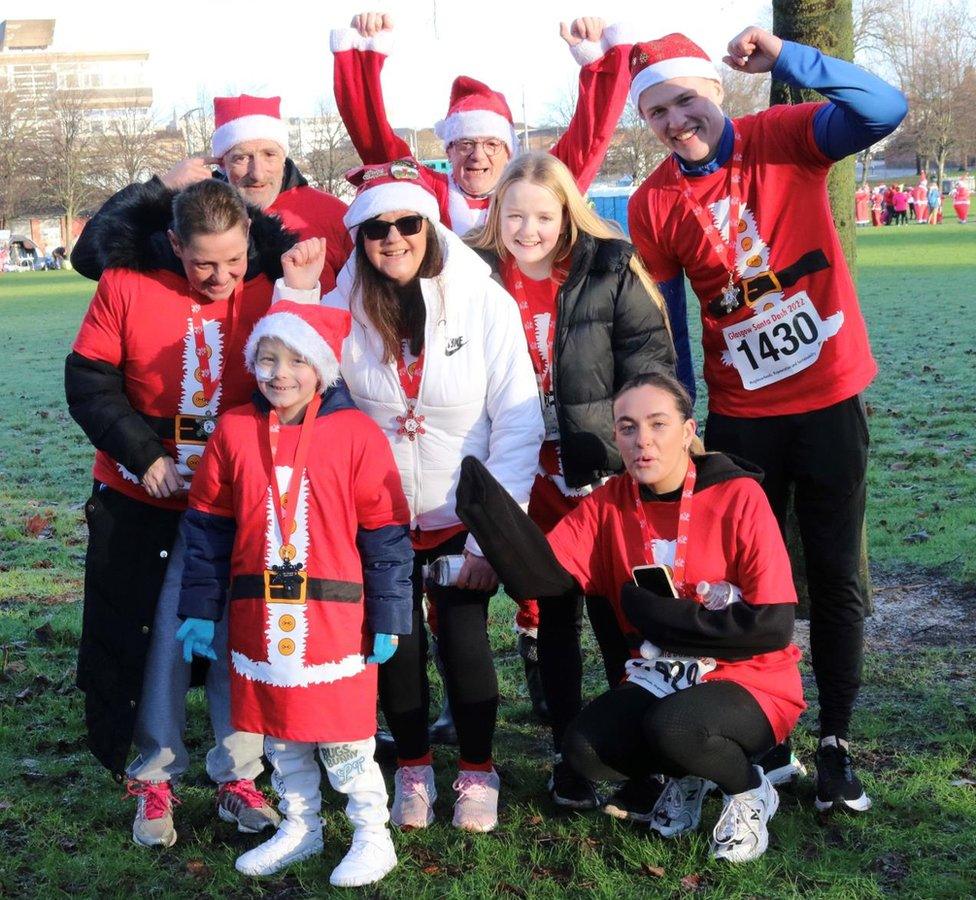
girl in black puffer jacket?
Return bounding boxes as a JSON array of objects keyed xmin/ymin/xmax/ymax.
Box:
[{"xmin": 467, "ymin": 151, "xmax": 676, "ymax": 816}]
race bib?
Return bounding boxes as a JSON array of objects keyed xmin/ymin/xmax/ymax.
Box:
[
  {"xmin": 721, "ymin": 292, "xmax": 843, "ymax": 391},
  {"xmin": 624, "ymin": 655, "xmax": 717, "ymax": 699}
]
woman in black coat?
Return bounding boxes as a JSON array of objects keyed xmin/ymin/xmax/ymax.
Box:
[{"xmin": 467, "ymin": 151, "xmax": 676, "ymax": 816}]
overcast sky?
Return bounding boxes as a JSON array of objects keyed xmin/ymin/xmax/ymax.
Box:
[{"xmin": 35, "ymin": 0, "xmax": 772, "ymax": 125}]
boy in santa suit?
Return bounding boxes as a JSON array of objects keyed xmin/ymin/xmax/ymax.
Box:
[
  {"xmin": 176, "ymin": 282, "xmax": 413, "ymax": 885},
  {"xmin": 952, "ymin": 179, "xmax": 970, "ymax": 223},
  {"xmin": 625, "ymin": 26, "xmax": 906, "ymax": 813}
]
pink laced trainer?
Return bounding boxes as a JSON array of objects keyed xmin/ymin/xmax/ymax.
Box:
[
  {"xmin": 127, "ymin": 779, "xmax": 179, "ymax": 847},
  {"xmin": 392, "ymin": 765, "xmax": 437, "ymax": 829},
  {"xmin": 217, "ymin": 779, "xmax": 281, "ymax": 833},
  {"xmin": 452, "ymin": 769, "xmax": 500, "ymax": 833}
]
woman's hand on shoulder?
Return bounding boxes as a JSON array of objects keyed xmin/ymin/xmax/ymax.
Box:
[
  {"xmin": 351, "ymin": 11, "xmax": 393, "ymax": 37},
  {"xmin": 281, "ymin": 238, "xmax": 327, "ymax": 291},
  {"xmin": 456, "ymin": 549, "xmax": 499, "ymax": 594}
]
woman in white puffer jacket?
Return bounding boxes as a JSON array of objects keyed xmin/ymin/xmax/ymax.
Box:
[{"xmin": 323, "ymin": 159, "xmax": 543, "ymax": 834}]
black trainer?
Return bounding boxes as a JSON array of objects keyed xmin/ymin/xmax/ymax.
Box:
[
  {"xmin": 815, "ymin": 737, "xmax": 872, "ymax": 812},
  {"xmin": 548, "ymin": 756, "xmax": 600, "ymax": 810},
  {"xmin": 759, "ymin": 740, "xmax": 808, "ymax": 786},
  {"xmin": 602, "ymin": 775, "xmax": 665, "ymax": 822}
]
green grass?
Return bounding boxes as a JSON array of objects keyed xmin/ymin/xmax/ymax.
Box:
[{"xmin": 1, "ymin": 220, "xmax": 975, "ymax": 899}]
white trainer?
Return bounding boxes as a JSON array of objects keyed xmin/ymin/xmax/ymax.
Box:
[
  {"xmin": 649, "ymin": 775, "xmax": 715, "ymax": 838},
  {"xmin": 329, "ymin": 829, "xmax": 398, "ymax": 887},
  {"xmin": 391, "ymin": 765, "xmax": 437, "ymax": 830},
  {"xmin": 711, "ymin": 768, "xmax": 780, "ymax": 863},
  {"xmin": 234, "ymin": 819, "xmax": 324, "ymax": 877},
  {"xmin": 452, "ymin": 768, "xmax": 500, "ymax": 833}
]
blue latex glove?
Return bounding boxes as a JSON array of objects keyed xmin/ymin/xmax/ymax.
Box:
[
  {"xmin": 366, "ymin": 633, "xmax": 399, "ymax": 665},
  {"xmin": 175, "ymin": 618, "xmax": 217, "ymax": 663}
]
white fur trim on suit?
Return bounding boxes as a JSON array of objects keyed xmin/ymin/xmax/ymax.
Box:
[
  {"xmin": 272, "ymin": 279, "xmax": 321, "ymax": 305},
  {"xmin": 329, "ymin": 26, "xmax": 395, "ymax": 56},
  {"xmin": 434, "ymin": 109, "xmax": 517, "ymax": 155},
  {"xmin": 630, "ymin": 56, "xmax": 722, "ymax": 109},
  {"xmin": 244, "ymin": 311, "xmax": 341, "ymax": 391},
  {"xmin": 212, "ymin": 114, "xmax": 290, "ymax": 158},
  {"xmin": 343, "ymin": 182, "xmax": 441, "ymax": 230},
  {"xmin": 603, "ymin": 21, "xmax": 641, "ymax": 48},
  {"xmin": 569, "ymin": 21, "xmax": 638, "ymax": 66}
]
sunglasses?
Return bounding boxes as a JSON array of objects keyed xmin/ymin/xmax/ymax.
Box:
[{"xmin": 361, "ymin": 215, "xmax": 426, "ymax": 241}]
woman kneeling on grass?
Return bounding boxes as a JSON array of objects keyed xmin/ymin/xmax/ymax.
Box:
[
  {"xmin": 457, "ymin": 372, "xmax": 805, "ymax": 862},
  {"xmin": 176, "ymin": 291, "xmax": 413, "ymax": 886},
  {"xmin": 324, "ymin": 159, "xmax": 543, "ymax": 832}
]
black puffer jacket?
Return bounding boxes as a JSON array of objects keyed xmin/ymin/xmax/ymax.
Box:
[{"xmin": 476, "ymin": 234, "xmax": 675, "ymax": 488}]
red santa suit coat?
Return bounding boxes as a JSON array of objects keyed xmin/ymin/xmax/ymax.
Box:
[
  {"xmin": 186, "ymin": 394, "xmax": 410, "ymax": 743},
  {"xmin": 546, "ymin": 453, "xmax": 805, "ymax": 743}
]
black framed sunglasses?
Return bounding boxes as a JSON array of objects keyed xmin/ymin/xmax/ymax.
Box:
[{"xmin": 361, "ymin": 215, "xmax": 426, "ymax": 241}]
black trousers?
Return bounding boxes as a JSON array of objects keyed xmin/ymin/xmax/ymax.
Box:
[
  {"xmin": 79, "ymin": 482, "xmax": 183, "ymax": 779},
  {"xmin": 705, "ymin": 394, "xmax": 869, "ymax": 739},
  {"xmin": 537, "ymin": 594, "xmax": 631, "ymax": 752},
  {"xmin": 564, "ymin": 681, "xmax": 775, "ymax": 795},
  {"xmin": 378, "ymin": 531, "xmax": 497, "ymax": 765}
]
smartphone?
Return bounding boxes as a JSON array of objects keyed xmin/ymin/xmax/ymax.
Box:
[{"xmin": 631, "ymin": 564, "xmax": 679, "ymax": 598}]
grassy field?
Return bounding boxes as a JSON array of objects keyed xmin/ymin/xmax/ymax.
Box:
[{"xmin": 1, "ymin": 217, "xmax": 974, "ymax": 898}]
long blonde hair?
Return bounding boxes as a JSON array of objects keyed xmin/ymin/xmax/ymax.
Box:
[{"xmin": 466, "ymin": 152, "xmax": 670, "ymax": 333}]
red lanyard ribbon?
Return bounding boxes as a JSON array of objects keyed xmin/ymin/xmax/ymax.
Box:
[
  {"xmin": 675, "ymin": 127, "xmax": 744, "ymax": 285},
  {"xmin": 190, "ymin": 281, "xmax": 243, "ymax": 412},
  {"xmin": 266, "ymin": 392, "xmax": 321, "ymax": 562},
  {"xmin": 504, "ymin": 258, "xmax": 557, "ymax": 397},
  {"xmin": 632, "ymin": 459, "xmax": 697, "ymax": 591},
  {"xmin": 396, "ymin": 342, "xmax": 425, "ymax": 401}
]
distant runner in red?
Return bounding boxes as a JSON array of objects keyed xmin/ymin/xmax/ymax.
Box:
[{"xmin": 952, "ymin": 179, "xmax": 970, "ymax": 224}]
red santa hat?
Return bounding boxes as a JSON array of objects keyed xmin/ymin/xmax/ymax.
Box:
[
  {"xmin": 434, "ymin": 76, "xmax": 518, "ymax": 155},
  {"xmin": 628, "ymin": 33, "xmax": 722, "ymax": 109},
  {"xmin": 244, "ymin": 301, "xmax": 351, "ymax": 391},
  {"xmin": 212, "ymin": 94, "xmax": 290, "ymax": 159},
  {"xmin": 342, "ymin": 159, "xmax": 441, "ymax": 231}
]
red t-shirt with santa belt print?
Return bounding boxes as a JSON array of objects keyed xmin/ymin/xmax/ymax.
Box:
[
  {"xmin": 629, "ymin": 102, "xmax": 876, "ymax": 418},
  {"xmin": 547, "ymin": 463, "xmax": 805, "ymax": 743},
  {"xmin": 72, "ymin": 268, "xmax": 274, "ymax": 509}
]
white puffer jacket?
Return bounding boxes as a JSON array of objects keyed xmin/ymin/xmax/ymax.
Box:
[{"xmin": 323, "ymin": 225, "xmax": 544, "ymax": 554}]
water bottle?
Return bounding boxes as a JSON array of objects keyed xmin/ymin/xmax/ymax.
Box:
[
  {"xmin": 423, "ymin": 555, "xmax": 466, "ymax": 587},
  {"xmin": 696, "ymin": 580, "xmax": 743, "ymax": 611}
]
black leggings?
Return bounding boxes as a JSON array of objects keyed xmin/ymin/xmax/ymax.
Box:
[
  {"xmin": 378, "ymin": 532, "xmax": 497, "ymax": 765},
  {"xmin": 537, "ymin": 594, "xmax": 631, "ymax": 751},
  {"xmin": 564, "ymin": 681, "xmax": 775, "ymax": 795}
]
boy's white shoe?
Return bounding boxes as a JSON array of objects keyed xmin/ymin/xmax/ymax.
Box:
[
  {"xmin": 711, "ymin": 768, "xmax": 780, "ymax": 863},
  {"xmin": 392, "ymin": 764, "xmax": 437, "ymax": 829},
  {"xmin": 234, "ymin": 819, "xmax": 324, "ymax": 877},
  {"xmin": 649, "ymin": 775, "xmax": 715, "ymax": 838},
  {"xmin": 329, "ymin": 829, "xmax": 397, "ymax": 887}
]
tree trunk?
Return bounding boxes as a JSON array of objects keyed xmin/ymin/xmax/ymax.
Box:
[{"xmin": 770, "ymin": 0, "xmax": 872, "ymax": 618}]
